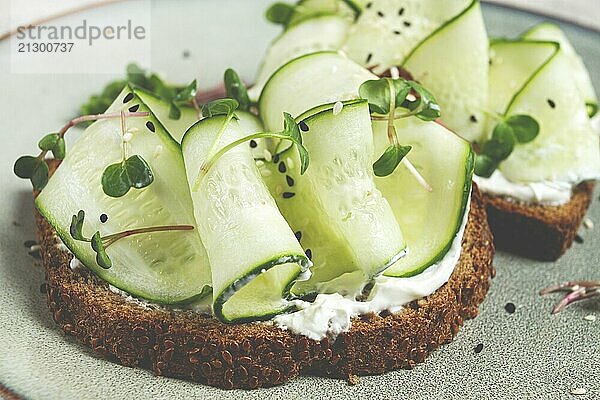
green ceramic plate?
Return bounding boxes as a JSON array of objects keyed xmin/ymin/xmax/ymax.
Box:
[{"xmin": 0, "ymin": 1, "xmax": 598, "ymax": 399}]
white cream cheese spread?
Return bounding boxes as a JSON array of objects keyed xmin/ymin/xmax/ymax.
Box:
[{"xmin": 474, "ymin": 171, "xmax": 573, "ymax": 206}]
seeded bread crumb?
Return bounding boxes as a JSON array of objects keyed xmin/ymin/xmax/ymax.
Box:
[
  {"xmin": 35, "ymin": 178, "xmax": 494, "ymax": 390},
  {"xmin": 483, "ymin": 182, "xmax": 594, "ymax": 261}
]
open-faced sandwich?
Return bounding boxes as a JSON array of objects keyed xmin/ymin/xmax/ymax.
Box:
[
  {"xmin": 26, "ymin": 0, "xmax": 600, "ymax": 391},
  {"xmin": 257, "ymin": 0, "xmax": 600, "ymax": 261}
]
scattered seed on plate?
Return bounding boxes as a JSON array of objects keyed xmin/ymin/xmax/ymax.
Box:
[
  {"xmin": 100, "ymin": 214, "xmax": 108, "ymax": 223},
  {"xmin": 474, "ymin": 343, "xmax": 483, "ymax": 354},
  {"xmin": 398, "ymin": 7, "xmax": 405, "ymax": 16},
  {"xmin": 470, "ymin": 115, "xmax": 478, "ymax": 123},
  {"xmin": 547, "ymin": 98, "xmax": 556, "ymax": 109},
  {"xmin": 574, "ymin": 235, "xmax": 584, "ymax": 244},
  {"xmin": 333, "ymin": 101, "xmax": 344, "ymax": 116},
  {"xmin": 403, "ymin": 21, "xmax": 412, "ymax": 27},
  {"xmin": 583, "ymin": 314, "xmax": 596, "ymax": 322},
  {"xmin": 505, "ymin": 302, "xmax": 516, "ymax": 314},
  {"xmin": 570, "ymin": 387, "xmax": 587, "ymax": 396},
  {"xmin": 365, "ymin": 52, "xmax": 373, "ymax": 64},
  {"xmin": 249, "ymin": 139, "xmax": 258, "ymax": 148}
]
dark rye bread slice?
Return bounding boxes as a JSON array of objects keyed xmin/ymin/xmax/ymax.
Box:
[
  {"xmin": 483, "ymin": 181, "xmax": 594, "ymax": 261},
  {"xmin": 35, "ymin": 185, "xmax": 494, "ymax": 390}
]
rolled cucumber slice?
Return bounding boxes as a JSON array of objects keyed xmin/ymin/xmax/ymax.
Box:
[
  {"xmin": 134, "ymin": 87, "xmax": 199, "ymax": 143},
  {"xmin": 341, "ymin": 0, "xmax": 469, "ymax": 73},
  {"xmin": 259, "ymin": 51, "xmax": 376, "ymax": 131},
  {"xmin": 402, "ymin": 0, "xmax": 489, "ymax": 143},
  {"xmin": 248, "ymin": 15, "xmax": 351, "ymax": 101},
  {"xmin": 372, "ymin": 118, "xmax": 473, "ymax": 277},
  {"xmin": 36, "ymin": 87, "xmax": 212, "ymax": 304},
  {"xmin": 488, "ymin": 39, "xmax": 559, "ymax": 120},
  {"xmin": 261, "ymin": 100, "xmax": 406, "ymax": 296},
  {"xmin": 181, "ymin": 115, "xmax": 309, "ymax": 323},
  {"xmin": 521, "ymin": 22, "xmax": 598, "ymax": 118},
  {"xmin": 495, "ymin": 43, "xmax": 600, "ymax": 183}
]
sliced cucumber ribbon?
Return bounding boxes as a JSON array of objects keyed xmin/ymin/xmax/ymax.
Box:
[
  {"xmin": 260, "ymin": 100, "xmax": 407, "ymax": 296},
  {"xmin": 182, "ymin": 115, "xmax": 310, "ymax": 323},
  {"xmin": 488, "ymin": 39, "xmax": 600, "ymax": 183},
  {"xmin": 36, "ymin": 86, "xmax": 212, "ymax": 304}
]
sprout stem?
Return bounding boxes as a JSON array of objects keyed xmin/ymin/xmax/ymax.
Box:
[{"xmin": 103, "ymin": 225, "xmax": 194, "ymax": 248}]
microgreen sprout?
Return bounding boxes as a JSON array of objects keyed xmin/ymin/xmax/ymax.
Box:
[
  {"xmin": 193, "ymin": 100, "xmax": 309, "ymax": 191},
  {"xmin": 266, "ymin": 0, "xmax": 360, "ymax": 28},
  {"xmin": 14, "ymin": 111, "xmax": 149, "ymax": 190},
  {"xmin": 224, "ymin": 68, "xmax": 251, "ymax": 112},
  {"xmin": 474, "ymin": 114, "xmax": 540, "ymax": 178},
  {"xmin": 69, "ymin": 210, "xmax": 194, "ymax": 269},
  {"xmin": 359, "ymin": 77, "xmax": 436, "ymax": 190},
  {"xmin": 81, "ymin": 63, "xmax": 199, "ymax": 124},
  {"xmin": 101, "ymin": 111, "xmax": 154, "ymax": 198},
  {"xmin": 539, "ymin": 280, "xmax": 600, "ymax": 314}
]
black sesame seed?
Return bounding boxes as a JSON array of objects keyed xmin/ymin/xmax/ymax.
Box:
[
  {"xmin": 474, "ymin": 343, "xmax": 483, "ymax": 354},
  {"xmin": 547, "ymin": 99, "xmax": 556, "ymax": 108},
  {"xmin": 398, "ymin": 7, "xmax": 405, "ymax": 16},
  {"xmin": 286, "ymin": 175, "xmax": 295, "ymax": 187},
  {"xmin": 366, "ymin": 52, "xmax": 373, "ymax": 64},
  {"xmin": 282, "ymin": 192, "xmax": 295, "ymax": 199},
  {"xmin": 146, "ymin": 121, "xmax": 155, "ymax": 132},
  {"xmin": 470, "ymin": 115, "xmax": 478, "ymax": 123},
  {"xmin": 403, "ymin": 21, "xmax": 411, "ymax": 27},
  {"xmin": 295, "ymin": 231, "xmax": 302, "ymax": 241},
  {"xmin": 249, "ymin": 139, "xmax": 258, "ymax": 148},
  {"xmin": 366, "ymin": 2, "xmax": 372, "ymax": 9},
  {"xmin": 123, "ymin": 93, "xmax": 134, "ymax": 103},
  {"xmin": 182, "ymin": 50, "xmax": 190, "ymax": 59},
  {"xmin": 574, "ymin": 234, "xmax": 584, "ymax": 244},
  {"xmin": 489, "ymin": 58, "xmax": 493, "ymax": 66},
  {"xmin": 377, "ymin": 11, "xmax": 385, "ymax": 17},
  {"xmin": 299, "ymin": 121, "xmax": 309, "ymax": 132},
  {"xmin": 278, "ymin": 162, "xmax": 287, "ymax": 173},
  {"xmin": 305, "ymin": 248, "xmax": 312, "ymax": 260},
  {"xmin": 100, "ymin": 214, "xmax": 108, "ymax": 223},
  {"xmin": 24, "ymin": 240, "xmax": 37, "ymax": 248},
  {"xmin": 394, "ymin": 30, "xmax": 402, "ymax": 35},
  {"xmin": 128, "ymin": 104, "xmax": 140, "ymax": 112},
  {"xmin": 504, "ymin": 302, "xmax": 516, "ymax": 314},
  {"xmin": 273, "ymin": 154, "xmax": 280, "ymax": 164}
]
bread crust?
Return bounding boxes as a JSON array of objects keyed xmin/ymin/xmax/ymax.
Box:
[
  {"xmin": 36, "ymin": 186, "xmax": 494, "ymax": 390},
  {"xmin": 483, "ymin": 182, "xmax": 594, "ymax": 261}
]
